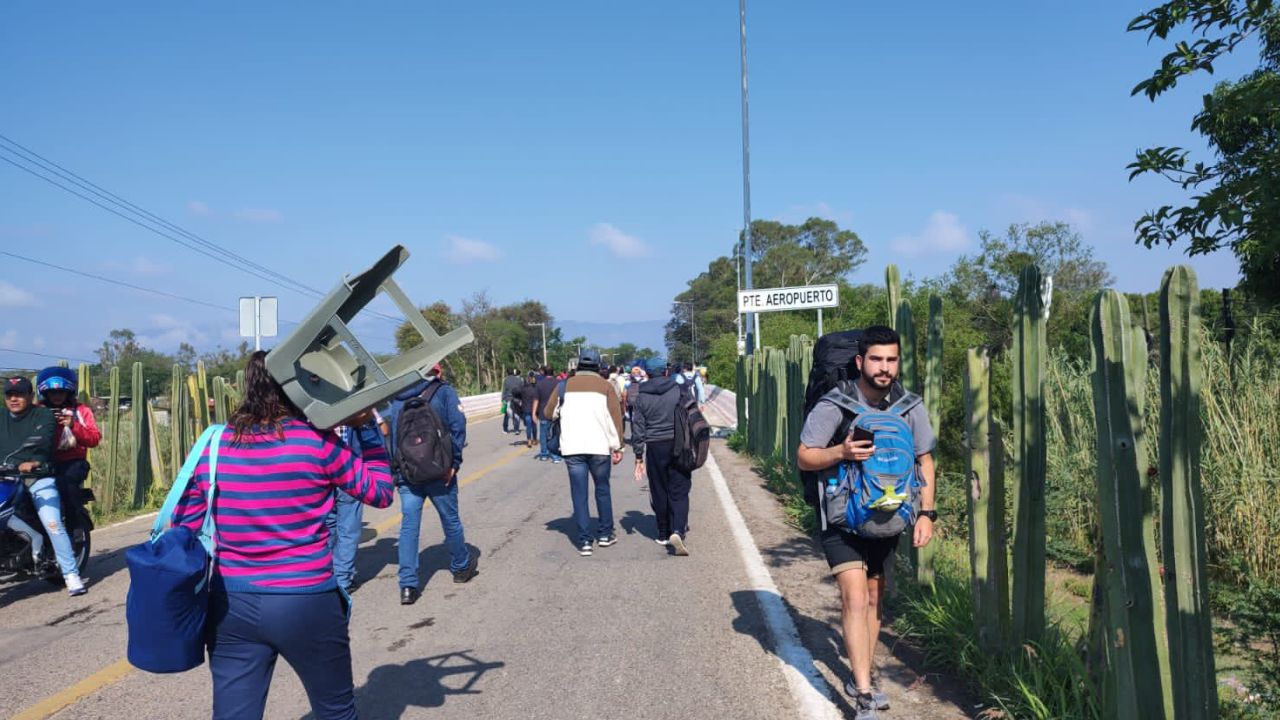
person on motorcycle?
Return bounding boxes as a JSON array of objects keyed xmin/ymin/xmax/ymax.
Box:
[
  {"xmin": 36, "ymin": 367, "xmax": 100, "ymax": 500},
  {"xmin": 1, "ymin": 376, "xmax": 85, "ymax": 596}
]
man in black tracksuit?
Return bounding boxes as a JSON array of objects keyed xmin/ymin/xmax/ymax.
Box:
[
  {"xmin": 630, "ymin": 372, "xmax": 692, "ymax": 556},
  {"xmin": 501, "ymin": 369, "xmax": 525, "ymax": 435}
]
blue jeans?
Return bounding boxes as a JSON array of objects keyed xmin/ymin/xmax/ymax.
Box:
[
  {"xmin": 397, "ymin": 481, "xmax": 468, "ymax": 588},
  {"xmin": 564, "ymin": 455, "xmax": 614, "ymax": 546},
  {"xmin": 324, "ymin": 491, "xmax": 363, "ymax": 590},
  {"xmin": 523, "ymin": 413, "xmax": 536, "ymax": 441},
  {"xmin": 209, "ymin": 589, "xmax": 355, "ymax": 720},
  {"xmin": 8, "ymin": 477, "xmax": 78, "ymax": 576},
  {"xmin": 538, "ymin": 420, "xmax": 561, "ymax": 461}
]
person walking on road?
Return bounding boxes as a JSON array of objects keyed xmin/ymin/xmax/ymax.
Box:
[
  {"xmin": 796, "ymin": 326, "xmax": 937, "ymax": 719},
  {"xmin": 501, "ymin": 368, "xmax": 524, "ymax": 435},
  {"xmin": 630, "ymin": 368, "xmax": 694, "ymax": 556},
  {"xmin": 325, "ymin": 417, "xmax": 384, "ymax": 594},
  {"xmin": 520, "ymin": 371, "xmax": 539, "ymax": 449},
  {"xmin": 541, "ymin": 350, "xmax": 624, "ymax": 556},
  {"xmin": 171, "ymin": 351, "xmax": 394, "ymax": 720},
  {"xmin": 386, "ymin": 364, "xmax": 478, "ymax": 606},
  {"xmin": 532, "ymin": 366, "xmax": 562, "ymax": 463}
]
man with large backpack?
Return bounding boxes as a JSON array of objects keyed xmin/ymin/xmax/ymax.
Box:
[
  {"xmin": 631, "ymin": 366, "xmax": 709, "ymax": 556},
  {"xmin": 386, "ymin": 364, "xmax": 477, "ymax": 606},
  {"xmin": 796, "ymin": 326, "xmax": 937, "ymax": 720}
]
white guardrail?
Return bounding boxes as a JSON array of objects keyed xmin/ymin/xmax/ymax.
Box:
[{"xmin": 459, "ymin": 391, "xmax": 503, "ymax": 420}]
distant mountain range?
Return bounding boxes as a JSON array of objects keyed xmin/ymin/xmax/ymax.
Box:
[{"xmin": 556, "ymin": 319, "xmax": 667, "ymax": 353}]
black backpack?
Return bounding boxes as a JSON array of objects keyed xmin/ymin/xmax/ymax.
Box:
[
  {"xmin": 395, "ymin": 383, "xmax": 453, "ymax": 484},
  {"xmin": 673, "ymin": 382, "xmax": 711, "ymax": 473},
  {"xmin": 509, "ymin": 391, "xmax": 524, "ymax": 414},
  {"xmin": 800, "ymin": 329, "xmax": 864, "ymax": 507}
]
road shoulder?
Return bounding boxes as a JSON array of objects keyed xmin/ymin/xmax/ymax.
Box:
[{"xmin": 708, "ymin": 439, "xmax": 973, "ymax": 720}]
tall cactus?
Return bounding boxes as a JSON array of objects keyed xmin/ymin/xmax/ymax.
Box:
[
  {"xmin": 166, "ymin": 364, "xmax": 183, "ymax": 488},
  {"xmin": 101, "ymin": 366, "xmax": 121, "ymax": 515},
  {"xmin": 896, "ymin": 301, "xmax": 919, "ymax": 393},
  {"xmin": 918, "ymin": 295, "xmax": 944, "ymax": 587},
  {"xmin": 886, "ymin": 265, "xmax": 901, "ymax": 330},
  {"xmin": 130, "ymin": 362, "xmax": 153, "ymax": 508},
  {"xmin": 1010, "ymin": 264, "xmax": 1048, "ymax": 644},
  {"xmin": 212, "ymin": 377, "xmax": 228, "ymax": 424},
  {"xmin": 77, "ymin": 363, "xmax": 92, "ymax": 406},
  {"xmin": 196, "ymin": 360, "xmax": 211, "ymax": 430},
  {"xmin": 966, "ymin": 348, "xmax": 1008, "ymax": 650},
  {"xmin": 1090, "ymin": 290, "xmax": 1167, "ymax": 720},
  {"xmin": 1159, "ymin": 267, "xmax": 1218, "ymax": 719}
]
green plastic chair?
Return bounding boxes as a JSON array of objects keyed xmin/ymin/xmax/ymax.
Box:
[{"xmin": 266, "ymin": 245, "xmax": 474, "ymax": 429}]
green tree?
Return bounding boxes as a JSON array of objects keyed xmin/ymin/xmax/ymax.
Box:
[
  {"xmin": 942, "ymin": 222, "xmax": 1112, "ymax": 357},
  {"xmin": 1128, "ymin": 1, "xmax": 1280, "ymax": 303}
]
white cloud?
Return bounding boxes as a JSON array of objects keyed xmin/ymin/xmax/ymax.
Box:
[
  {"xmin": 588, "ymin": 222, "xmax": 652, "ymax": 259},
  {"xmin": 780, "ymin": 201, "xmax": 855, "ymax": 226},
  {"xmin": 32, "ymin": 336, "xmax": 46, "ymax": 350},
  {"xmin": 137, "ymin": 314, "xmax": 209, "ymax": 349},
  {"xmin": 0, "ymin": 281, "xmax": 38, "ymax": 308},
  {"xmin": 446, "ymin": 235, "xmax": 503, "ymax": 264},
  {"xmin": 131, "ymin": 257, "xmax": 171, "ymax": 276},
  {"xmin": 890, "ymin": 211, "xmax": 970, "ymax": 257},
  {"xmin": 998, "ymin": 194, "xmax": 1095, "ymax": 233},
  {"xmin": 234, "ymin": 208, "xmax": 284, "ymax": 223},
  {"xmin": 0, "ymin": 329, "xmax": 17, "ymax": 347},
  {"xmin": 187, "ymin": 200, "xmax": 212, "ymax": 216}
]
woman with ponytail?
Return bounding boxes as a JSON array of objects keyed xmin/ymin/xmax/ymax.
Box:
[{"xmin": 172, "ymin": 351, "xmax": 394, "ymax": 720}]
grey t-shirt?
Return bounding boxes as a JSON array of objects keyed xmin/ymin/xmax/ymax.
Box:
[{"xmin": 798, "ymin": 382, "xmax": 936, "ymax": 459}]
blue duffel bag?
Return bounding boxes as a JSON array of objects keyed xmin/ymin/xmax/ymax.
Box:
[{"xmin": 125, "ymin": 424, "xmax": 223, "ymax": 673}]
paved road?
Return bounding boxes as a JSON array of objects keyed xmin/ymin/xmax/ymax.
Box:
[{"xmin": 1, "ymin": 411, "xmax": 803, "ymax": 719}]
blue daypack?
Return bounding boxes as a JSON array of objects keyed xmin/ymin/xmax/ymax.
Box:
[
  {"xmin": 819, "ymin": 390, "xmax": 922, "ymax": 539},
  {"xmin": 125, "ymin": 424, "xmax": 223, "ymax": 673}
]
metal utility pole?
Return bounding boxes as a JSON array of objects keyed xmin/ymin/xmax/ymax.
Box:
[
  {"xmin": 527, "ymin": 322, "xmax": 547, "ymax": 366},
  {"xmin": 739, "ymin": 0, "xmax": 756, "ymax": 355}
]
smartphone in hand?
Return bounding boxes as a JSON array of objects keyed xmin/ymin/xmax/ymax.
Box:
[{"xmin": 850, "ymin": 425, "xmax": 874, "ymax": 444}]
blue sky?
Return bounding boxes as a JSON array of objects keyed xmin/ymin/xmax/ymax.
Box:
[{"xmin": 0, "ymin": 2, "xmax": 1250, "ymax": 366}]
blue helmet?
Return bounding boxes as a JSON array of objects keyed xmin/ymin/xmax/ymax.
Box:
[{"xmin": 36, "ymin": 366, "xmax": 78, "ymax": 397}]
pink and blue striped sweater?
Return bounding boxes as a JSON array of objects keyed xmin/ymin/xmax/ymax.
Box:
[{"xmin": 173, "ymin": 418, "xmax": 394, "ymax": 593}]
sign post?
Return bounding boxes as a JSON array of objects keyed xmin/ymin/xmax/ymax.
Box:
[
  {"xmin": 239, "ymin": 296, "xmax": 279, "ymax": 351},
  {"xmin": 737, "ymin": 284, "xmax": 839, "ymax": 315}
]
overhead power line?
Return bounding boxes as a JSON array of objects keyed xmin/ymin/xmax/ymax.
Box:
[
  {"xmin": 0, "ymin": 249, "xmax": 400, "ymax": 348},
  {"xmin": 0, "ymin": 134, "xmax": 404, "ymax": 325},
  {"xmin": 0, "ymin": 347, "xmax": 98, "ymax": 365}
]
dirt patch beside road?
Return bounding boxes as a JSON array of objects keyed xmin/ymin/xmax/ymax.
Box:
[{"xmin": 710, "ymin": 439, "xmax": 975, "ymax": 719}]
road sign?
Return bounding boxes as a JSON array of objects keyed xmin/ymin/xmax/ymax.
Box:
[
  {"xmin": 239, "ymin": 296, "xmax": 278, "ymax": 350},
  {"xmin": 737, "ymin": 284, "xmax": 838, "ymax": 314}
]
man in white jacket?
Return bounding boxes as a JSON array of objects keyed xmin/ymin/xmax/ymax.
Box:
[{"xmin": 542, "ymin": 349, "xmax": 625, "ymax": 556}]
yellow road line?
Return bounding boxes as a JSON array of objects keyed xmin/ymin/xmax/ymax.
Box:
[
  {"xmin": 14, "ymin": 444, "xmax": 528, "ymax": 720},
  {"xmin": 11, "ymin": 658, "xmax": 134, "ymax": 720}
]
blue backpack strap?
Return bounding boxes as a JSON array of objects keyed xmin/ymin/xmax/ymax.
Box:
[
  {"xmin": 822, "ymin": 386, "xmax": 871, "ymax": 418},
  {"xmin": 886, "ymin": 390, "xmax": 922, "ymax": 416},
  {"xmin": 151, "ymin": 424, "xmax": 225, "ymax": 540},
  {"xmin": 199, "ymin": 426, "xmax": 224, "ymax": 557}
]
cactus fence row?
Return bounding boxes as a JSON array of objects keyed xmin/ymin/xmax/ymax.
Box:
[
  {"xmin": 735, "ymin": 262, "xmax": 1219, "ymax": 719},
  {"xmin": 57, "ymin": 360, "xmax": 241, "ymax": 518}
]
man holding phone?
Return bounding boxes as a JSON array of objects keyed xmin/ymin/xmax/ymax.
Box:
[{"xmin": 796, "ymin": 326, "xmax": 937, "ymax": 719}]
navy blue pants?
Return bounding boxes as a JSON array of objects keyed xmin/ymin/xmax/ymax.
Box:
[{"xmin": 208, "ymin": 590, "xmax": 355, "ymax": 720}]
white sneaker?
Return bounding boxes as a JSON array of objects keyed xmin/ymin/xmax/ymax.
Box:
[
  {"xmin": 65, "ymin": 573, "xmax": 87, "ymax": 597},
  {"xmin": 669, "ymin": 533, "xmax": 689, "ymax": 556},
  {"xmin": 578, "ymin": 543, "xmax": 593, "ymax": 557},
  {"xmin": 654, "ymin": 537, "xmax": 670, "ymax": 546}
]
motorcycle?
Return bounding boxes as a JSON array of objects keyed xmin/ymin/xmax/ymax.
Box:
[{"xmin": 0, "ymin": 437, "xmax": 93, "ymax": 585}]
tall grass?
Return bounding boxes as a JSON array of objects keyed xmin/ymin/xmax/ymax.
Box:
[
  {"xmin": 892, "ymin": 540, "xmax": 1100, "ymax": 720},
  {"xmin": 1040, "ymin": 329, "xmax": 1280, "ymax": 588}
]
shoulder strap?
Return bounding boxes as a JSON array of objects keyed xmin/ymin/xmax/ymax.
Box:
[
  {"xmin": 421, "ymin": 381, "xmax": 444, "ymax": 406},
  {"xmin": 200, "ymin": 427, "xmax": 223, "ymax": 557},
  {"xmin": 152, "ymin": 423, "xmax": 224, "ymax": 540},
  {"xmin": 822, "ymin": 386, "xmax": 871, "ymax": 418},
  {"xmin": 887, "ymin": 390, "xmax": 923, "ymax": 417}
]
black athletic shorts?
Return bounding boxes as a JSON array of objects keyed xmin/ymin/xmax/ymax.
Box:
[{"xmin": 818, "ymin": 526, "xmax": 899, "ymax": 578}]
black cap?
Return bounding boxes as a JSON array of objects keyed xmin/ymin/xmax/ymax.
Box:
[{"xmin": 4, "ymin": 377, "xmax": 33, "ymax": 395}]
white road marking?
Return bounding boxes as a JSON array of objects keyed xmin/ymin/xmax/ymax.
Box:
[{"xmin": 705, "ymin": 451, "xmax": 842, "ymax": 720}]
